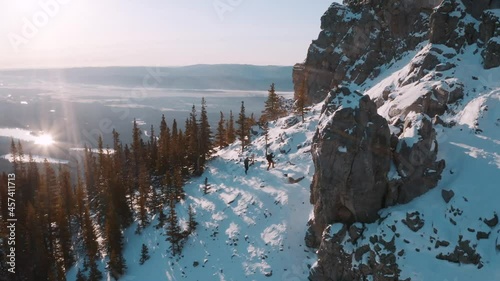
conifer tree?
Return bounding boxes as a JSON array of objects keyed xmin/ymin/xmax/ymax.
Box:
[
  {"xmin": 187, "ymin": 205, "xmax": 198, "ymax": 235},
  {"xmin": 172, "ymin": 166, "xmax": 185, "ymax": 202},
  {"xmin": 226, "ymin": 110, "xmax": 236, "ymax": 144},
  {"xmin": 156, "ymin": 207, "xmax": 167, "ymax": 229},
  {"xmin": 215, "ymin": 111, "xmax": 226, "ymax": 148},
  {"xmin": 137, "ymin": 163, "xmax": 150, "ymax": 232},
  {"xmin": 236, "ymin": 101, "xmax": 249, "ymax": 151},
  {"xmin": 82, "ymin": 205, "xmax": 102, "ymax": 281},
  {"xmin": 139, "ymin": 244, "xmax": 150, "ymax": 265},
  {"xmin": 105, "ymin": 201, "xmax": 127, "ymax": 280},
  {"xmin": 111, "ymin": 130, "xmax": 133, "ymax": 228},
  {"xmin": 294, "ymin": 77, "xmax": 309, "ymax": 122},
  {"xmin": 199, "ymin": 97, "xmax": 212, "ymax": 172},
  {"xmin": 187, "ymin": 105, "xmax": 201, "ymax": 175},
  {"xmin": 166, "ymin": 202, "xmax": 183, "ymax": 256},
  {"xmin": 148, "ymin": 125, "xmax": 158, "ymax": 173},
  {"xmin": 76, "ymin": 268, "xmax": 87, "ymax": 281},
  {"xmin": 132, "ymin": 118, "xmax": 142, "ymax": 192},
  {"xmin": 157, "ymin": 114, "xmax": 171, "ymax": 175},
  {"xmin": 262, "ymin": 83, "xmax": 286, "ymax": 122}
]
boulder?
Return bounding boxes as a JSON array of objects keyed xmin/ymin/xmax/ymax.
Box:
[
  {"xmin": 483, "ymin": 213, "xmax": 499, "ymax": 228},
  {"xmin": 393, "ymin": 115, "xmax": 446, "ymax": 204},
  {"xmin": 309, "ymin": 93, "xmax": 391, "ymax": 244},
  {"xmin": 402, "ymin": 212, "xmax": 425, "ymax": 232},
  {"xmin": 482, "ymin": 39, "xmax": 500, "ymax": 69},
  {"xmin": 442, "ymin": 189, "xmax": 455, "ymax": 203},
  {"xmin": 476, "ymin": 231, "xmax": 490, "ymax": 240}
]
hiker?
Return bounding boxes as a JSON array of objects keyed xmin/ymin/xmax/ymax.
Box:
[
  {"xmin": 266, "ymin": 152, "xmax": 275, "ymax": 170},
  {"xmin": 244, "ymin": 157, "xmax": 250, "ymax": 175}
]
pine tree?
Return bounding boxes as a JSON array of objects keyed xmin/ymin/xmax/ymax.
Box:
[
  {"xmin": 156, "ymin": 208, "xmax": 167, "ymax": 229},
  {"xmin": 148, "ymin": 124, "xmax": 158, "ymax": 173},
  {"xmin": 294, "ymin": 77, "xmax": 309, "ymax": 122},
  {"xmin": 157, "ymin": 114, "xmax": 171, "ymax": 175},
  {"xmin": 215, "ymin": 111, "xmax": 226, "ymax": 148},
  {"xmin": 132, "ymin": 118, "xmax": 142, "ymax": 193},
  {"xmin": 139, "ymin": 244, "xmax": 150, "ymax": 265},
  {"xmin": 226, "ymin": 110, "xmax": 236, "ymax": 144},
  {"xmin": 111, "ymin": 130, "xmax": 133, "ymax": 228},
  {"xmin": 199, "ymin": 97, "xmax": 212, "ymax": 173},
  {"xmin": 187, "ymin": 205, "xmax": 198, "ymax": 235},
  {"xmin": 137, "ymin": 163, "xmax": 150, "ymax": 232},
  {"xmin": 106, "ymin": 201, "xmax": 127, "ymax": 280},
  {"xmin": 187, "ymin": 105, "xmax": 201, "ymax": 175},
  {"xmin": 236, "ymin": 101, "xmax": 249, "ymax": 151},
  {"xmin": 76, "ymin": 268, "xmax": 87, "ymax": 281},
  {"xmin": 82, "ymin": 204, "xmax": 102, "ymax": 281},
  {"xmin": 262, "ymin": 83, "xmax": 286, "ymax": 122},
  {"xmin": 166, "ymin": 202, "xmax": 183, "ymax": 256},
  {"xmin": 203, "ymin": 177, "xmax": 209, "ymax": 195},
  {"xmin": 88, "ymin": 262, "xmax": 103, "ymax": 281},
  {"xmin": 172, "ymin": 166, "xmax": 185, "ymax": 202}
]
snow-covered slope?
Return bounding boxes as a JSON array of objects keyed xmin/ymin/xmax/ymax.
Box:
[
  {"xmin": 309, "ymin": 39, "xmax": 500, "ymax": 280},
  {"xmin": 66, "ymin": 42, "xmax": 499, "ymax": 280},
  {"xmin": 67, "ymin": 106, "xmax": 325, "ymax": 281}
]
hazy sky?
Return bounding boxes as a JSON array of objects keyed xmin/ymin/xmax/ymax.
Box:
[{"xmin": 0, "ymin": 0, "xmax": 337, "ymax": 69}]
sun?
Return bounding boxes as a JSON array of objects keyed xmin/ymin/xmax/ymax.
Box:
[{"xmin": 35, "ymin": 134, "xmax": 54, "ymax": 146}]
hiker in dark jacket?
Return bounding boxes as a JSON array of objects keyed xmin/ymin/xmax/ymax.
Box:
[
  {"xmin": 266, "ymin": 153, "xmax": 275, "ymax": 170},
  {"xmin": 244, "ymin": 157, "xmax": 250, "ymax": 175}
]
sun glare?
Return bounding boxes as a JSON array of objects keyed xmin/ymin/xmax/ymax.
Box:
[{"xmin": 35, "ymin": 134, "xmax": 54, "ymax": 146}]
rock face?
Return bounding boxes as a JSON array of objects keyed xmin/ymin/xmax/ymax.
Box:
[
  {"xmin": 310, "ymin": 224, "xmax": 402, "ymax": 281},
  {"xmin": 303, "ymin": 0, "xmax": 499, "ymax": 280},
  {"xmin": 308, "ymin": 89, "xmax": 391, "ymax": 244},
  {"xmin": 390, "ymin": 114, "xmax": 446, "ymax": 204},
  {"xmin": 308, "ymin": 89, "xmax": 445, "ymax": 246},
  {"xmin": 429, "ymin": 0, "xmax": 500, "ymax": 68},
  {"xmin": 293, "ymin": 0, "xmax": 441, "ymax": 104},
  {"xmin": 295, "ymin": 0, "xmax": 500, "ymax": 104}
]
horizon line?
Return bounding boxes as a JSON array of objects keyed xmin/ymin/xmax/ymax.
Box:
[{"xmin": 0, "ymin": 63, "xmax": 297, "ymax": 71}]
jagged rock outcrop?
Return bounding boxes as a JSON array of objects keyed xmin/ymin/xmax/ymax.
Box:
[
  {"xmin": 307, "ymin": 89, "xmax": 391, "ymax": 246},
  {"xmin": 293, "ymin": 0, "xmax": 441, "ymax": 104},
  {"xmin": 429, "ymin": 0, "xmax": 500, "ymax": 68},
  {"xmin": 307, "ymin": 88, "xmax": 445, "ymax": 247},
  {"xmin": 295, "ymin": 0, "xmax": 500, "ymax": 104},
  {"xmin": 389, "ymin": 114, "xmax": 446, "ymax": 204},
  {"xmin": 303, "ymin": 0, "xmax": 499, "ymax": 280},
  {"xmin": 310, "ymin": 224, "xmax": 403, "ymax": 281}
]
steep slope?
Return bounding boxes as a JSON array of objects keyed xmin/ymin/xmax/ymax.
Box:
[
  {"xmin": 309, "ymin": 42, "xmax": 500, "ymax": 281},
  {"xmin": 304, "ymin": 1, "xmax": 500, "ymax": 280},
  {"xmin": 67, "ymin": 109, "xmax": 323, "ymax": 281},
  {"xmin": 66, "ymin": 1, "xmax": 500, "ymax": 280}
]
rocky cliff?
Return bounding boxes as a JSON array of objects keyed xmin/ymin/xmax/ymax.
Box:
[
  {"xmin": 294, "ymin": 0, "xmax": 500, "ymax": 105},
  {"xmin": 301, "ymin": 0, "xmax": 500, "ymax": 280}
]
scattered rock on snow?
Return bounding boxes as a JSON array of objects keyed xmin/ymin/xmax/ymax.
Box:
[
  {"xmin": 483, "ymin": 213, "xmax": 499, "ymax": 228},
  {"xmin": 441, "ymin": 189, "xmax": 455, "ymax": 203},
  {"xmin": 476, "ymin": 231, "xmax": 490, "ymax": 240},
  {"xmin": 402, "ymin": 212, "xmax": 425, "ymax": 232},
  {"xmin": 435, "ymin": 240, "xmax": 451, "ymax": 249}
]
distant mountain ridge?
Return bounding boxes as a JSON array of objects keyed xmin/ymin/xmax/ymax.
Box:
[{"xmin": 0, "ymin": 64, "xmax": 294, "ymax": 91}]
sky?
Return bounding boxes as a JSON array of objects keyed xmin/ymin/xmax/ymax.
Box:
[{"xmin": 0, "ymin": 0, "xmax": 338, "ymax": 69}]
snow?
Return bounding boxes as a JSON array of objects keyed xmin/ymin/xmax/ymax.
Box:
[
  {"xmin": 67, "ymin": 107, "xmax": 321, "ymax": 281},
  {"xmin": 66, "ymin": 21, "xmax": 500, "ymax": 281},
  {"xmin": 0, "ymin": 153, "xmax": 69, "ymax": 164}
]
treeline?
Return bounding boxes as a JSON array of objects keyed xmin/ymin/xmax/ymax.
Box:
[{"xmin": 0, "ymin": 84, "xmax": 305, "ymax": 281}]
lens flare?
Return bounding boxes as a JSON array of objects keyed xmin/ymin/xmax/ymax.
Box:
[{"xmin": 35, "ymin": 134, "xmax": 54, "ymax": 146}]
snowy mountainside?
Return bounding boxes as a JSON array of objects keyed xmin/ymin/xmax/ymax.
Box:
[
  {"xmin": 67, "ymin": 106, "xmax": 324, "ymax": 280},
  {"xmin": 309, "ymin": 38, "xmax": 500, "ymax": 280}
]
